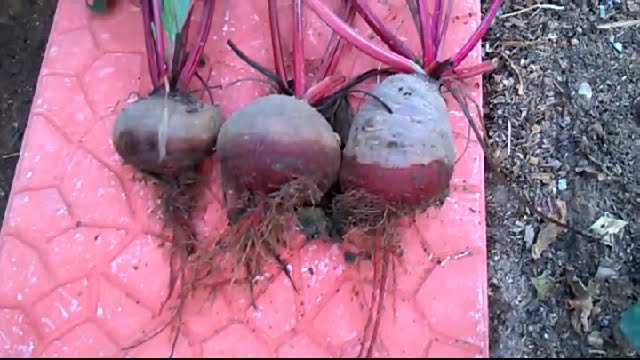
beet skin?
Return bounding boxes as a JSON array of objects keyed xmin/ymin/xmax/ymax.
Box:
[
  {"xmin": 340, "ymin": 73, "xmax": 456, "ymax": 205},
  {"xmin": 216, "ymin": 94, "xmax": 342, "ymax": 195},
  {"xmin": 113, "ymin": 91, "xmax": 223, "ymax": 175}
]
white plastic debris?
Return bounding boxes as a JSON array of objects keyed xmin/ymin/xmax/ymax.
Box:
[
  {"xmin": 578, "ymin": 82, "xmax": 593, "ymax": 99},
  {"xmin": 558, "ymin": 178, "xmax": 567, "ymax": 191}
]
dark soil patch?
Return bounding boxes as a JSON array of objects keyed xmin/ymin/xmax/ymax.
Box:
[
  {"xmin": 0, "ymin": 0, "xmax": 56, "ymax": 223},
  {"xmin": 0, "ymin": 0, "xmax": 637, "ymax": 357},
  {"xmin": 483, "ymin": 0, "xmax": 639, "ymax": 357}
]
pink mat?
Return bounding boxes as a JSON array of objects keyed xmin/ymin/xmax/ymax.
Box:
[{"xmin": 0, "ymin": 0, "xmax": 488, "ymax": 357}]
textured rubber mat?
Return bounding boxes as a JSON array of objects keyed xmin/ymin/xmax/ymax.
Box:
[{"xmin": 0, "ymin": 0, "xmax": 488, "ymax": 357}]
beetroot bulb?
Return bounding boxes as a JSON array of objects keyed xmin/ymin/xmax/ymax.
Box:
[
  {"xmin": 113, "ymin": 2, "xmax": 222, "ymax": 177},
  {"xmin": 340, "ymin": 73, "xmax": 456, "ymax": 206},
  {"xmin": 109, "ymin": 1, "xmax": 225, "ymax": 356},
  {"xmin": 207, "ymin": 0, "xmax": 359, "ymax": 293},
  {"xmin": 306, "ymin": 0, "xmax": 504, "ymax": 357}
]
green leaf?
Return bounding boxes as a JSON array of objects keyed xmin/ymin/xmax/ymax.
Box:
[
  {"xmin": 620, "ymin": 300, "xmax": 640, "ymax": 351},
  {"xmin": 161, "ymin": 0, "xmax": 192, "ymax": 48}
]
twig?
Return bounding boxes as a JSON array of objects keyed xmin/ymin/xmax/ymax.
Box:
[
  {"xmin": 500, "ymin": 51, "xmax": 524, "ymax": 96},
  {"xmin": 507, "ymin": 118, "xmax": 511, "ymax": 156},
  {"xmin": 1, "ymin": 152, "xmax": 19, "ymax": 159},
  {"xmin": 596, "ymin": 19, "xmax": 640, "ymax": 29},
  {"xmin": 498, "ymin": 4, "xmax": 564, "ymax": 19}
]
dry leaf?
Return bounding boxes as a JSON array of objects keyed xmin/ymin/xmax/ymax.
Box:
[
  {"xmin": 532, "ymin": 223, "xmax": 562, "ymax": 259},
  {"xmin": 589, "ymin": 213, "xmax": 628, "ymax": 245},
  {"xmin": 567, "ymin": 298, "xmax": 593, "ymax": 333},
  {"xmin": 531, "ymin": 199, "xmax": 567, "ymax": 259},
  {"xmin": 567, "ymin": 276, "xmax": 594, "ymax": 333},
  {"xmin": 532, "ymin": 270, "xmax": 554, "ymax": 300},
  {"xmin": 555, "ymin": 199, "xmax": 568, "ymax": 222}
]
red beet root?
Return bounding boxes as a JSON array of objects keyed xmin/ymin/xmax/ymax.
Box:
[
  {"xmin": 340, "ymin": 74, "xmax": 455, "ymax": 206},
  {"xmin": 216, "ymin": 94, "xmax": 341, "ymax": 196},
  {"xmin": 210, "ymin": 0, "xmax": 358, "ymax": 294},
  {"xmin": 305, "ymin": 0, "xmax": 504, "ymax": 357},
  {"xmin": 113, "ymin": 90, "xmax": 223, "ymax": 176}
]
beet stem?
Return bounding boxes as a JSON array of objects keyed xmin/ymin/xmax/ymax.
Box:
[
  {"xmin": 177, "ymin": 0, "xmax": 215, "ymax": 90},
  {"xmin": 432, "ymin": 0, "xmax": 442, "ymax": 46},
  {"xmin": 305, "ymin": 75, "xmax": 346, "ymax": 105},
  {"xmin": 435, "ymin": 0, "xmax": 452, "ymax": 60},
  {"xmin": 317, "ymin": 0, "xmax": 355, "ymax": 82},
  {"xmin": 226, "ymin": 39, "xmax": 290, "ymax": 94},
  {"xmin": 450, "ymin": 0, "xmax": 503, "ymax": 67},
  {"xmin": 292, "ymin": 0, "xmax": 305, "ymax": 98},
  {"xmin": 405, "ymin": 0, "xmax": 422, "ymax": 45},
  {"xmin": 417, "ymin": 0, "xmax": 435, "ymax": 67},
  {"xmin": 351, "ymin": 0, "xmax": 416, "ymax": 61},
  {"xmin": 178, "ymin": 7, "xmax": 193, "ymax": 71},
  {"xmin": 305, "ymin": 0, "xmax": 423, "ymax": 74},
  {"xmin": 441, "ymin": 59, "xmax": 496, "ymax": 79},
  {"xmin": 141, "ymin": 0, "xmax": 160, "ymax": 88},
  {"xmin": 318, "ymin": 67, "xmax": 395, "ymax": 111},
  {"xmin": 152, "ymin": 0, "xmax": 166, "ymax": 79},
  {"xmin": 268, "ymin": 0, "xmax": 288, "ymax": 87}
]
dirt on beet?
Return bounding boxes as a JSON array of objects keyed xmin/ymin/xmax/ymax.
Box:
[{"xmin": 0, "ymin": 0, "xmax": 638, "ymax": 357}]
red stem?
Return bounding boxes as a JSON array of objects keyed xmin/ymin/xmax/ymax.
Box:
[
  {"xmin": 405, "ymin": 0, "xmax": 422, "ymax": 45},
  {"xmin": 432, "ymin": 0, "xmax": 442, "ymax": 46},
  {"xmin": 305, "ymin": 75, "xmax": 347, "ymax": 105},
  {"xmin": 435, "ymin": 0, "xmax": 452, "ymax": 60},
  {"xmin": 417, "ymin": 0, "xmax": 435, "ymax": 67},
  {"xmin": 179, "ymin": 7, "xmax": 193, "ymax": 70},
  {"xmin": 152, "ymin": 0, "xmax": 166, "ymax": 79},
  {"xmin": 268, "ymin": 0, "xmax": 288, "ymax": 87},
  {"xmin": 450, "ymin": 0, "xmax": 502, "ymax": 67},
  {"xmin": 305, "ymin": 0, "xmax": 423, "ymax": 74},
  {"xmin": 177, "ymin": 0, "xmax": 215, "ymax": 90},
  {"xmin": 316, "ymin": 0, "xmax": 355, "ymax": 82},
  {"xmin": 351, "ymin": 0, "xmax": 416, "ymax": 61},
  {"xmin": 292, "ymin": 0, "xmax": 305, "ymax": 98},
  {"xmin": 141, "ymin": 0, "xmax": 160, "ymax": 88},
  {"xmin": 441, "ymin": 59, "xmax": 496, "ymax": 79}
]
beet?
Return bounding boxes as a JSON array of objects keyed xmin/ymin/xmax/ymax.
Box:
[
  {"xmin": 340, "ymin": 74, "xmax": 455, "ymax": 206},
  {"xmin": 113, "ymin": 90, "xmax": 223, "ymax": 176},
  {"xmin": 110, "ymin": 2, "xmax": 224, "ymax": 355},
  {"xmin": 216, "ymin": 94, "xmax": 341, "ymax": 196},
  {"xmin": 304, "ymin": 0, "xmax": 504, "ymax": 357},
  {"xmin": 207, "ymin": 0, "xmax": 359, "ymax": 296}
]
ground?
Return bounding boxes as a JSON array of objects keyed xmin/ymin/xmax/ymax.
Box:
[
  {"xmin": 483, "ymin": 0, "xmax": 639, "ymax": 357},
  {"xmin": 0, "ymin": 0, "xmax": 637, "ymax": 357},
  {"xmin": 0, "ymin": 0, "xmax": 56, "ymax": 222}
]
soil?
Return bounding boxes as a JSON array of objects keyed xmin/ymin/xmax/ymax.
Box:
[
  {"xmin": 0, "ymin": 0, "xmax": 637, "ymax": 357},
  {"xmin": 0, "ymin": 0, "xmax": 56, "ymax": 223},
  {"xmin": 483, "ymin": 0, "xmax": 639, "ymax": 357}
]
